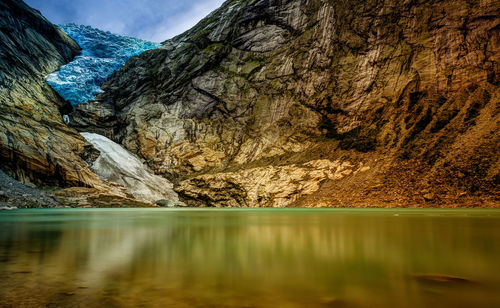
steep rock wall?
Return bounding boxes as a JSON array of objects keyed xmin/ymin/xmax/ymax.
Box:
[
  {"xmin": 0, "ymin": 0, "xmax": 101, "ymax": 187},
  {"xmin": 76, "ymin": 0, "xmax": 499, "ymax": 207}
]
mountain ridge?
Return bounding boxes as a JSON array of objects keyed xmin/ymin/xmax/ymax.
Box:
[
  {"xmin": 0, "ymin": 0, "xmax": 498, "ymax": 208},
  {"xmin": 0, "ymin": 0, "xmax": 163, "ymax": 207},
  {"xmin": 73, "ymin": 0, "xmax": 499, "ymax": 207},
  {"xmin": 0, "ymin": 0, "xmax": 97, "ymax": 188}
]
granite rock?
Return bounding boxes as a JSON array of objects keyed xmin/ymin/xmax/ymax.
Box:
[{"xmin": 77, "ymin": 0, "xmax": 499, "ymax": 207}]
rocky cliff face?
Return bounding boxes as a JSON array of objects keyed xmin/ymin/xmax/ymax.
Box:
[
  {"xmin": 75, "ymin": 0, "xmax": 500, "ymax": 207},
  {"xmin": 0, "ymin": 0, "xmax": 165, "ymax": 208},
  {"xmin": 2, "ymin": 0, "xmax": 498, "ymax": 208},
  {"xmin": 0, "ymin": 0, "xmax": 100, "ymax": 187},
  {"xmin": 75, "ymin": 0, "xmax": 498, "ymax": 207}
]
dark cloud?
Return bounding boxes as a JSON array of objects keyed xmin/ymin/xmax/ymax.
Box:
[{"xmin": 24, "ymin": 0, "xmax": 225, "ymax": 42}]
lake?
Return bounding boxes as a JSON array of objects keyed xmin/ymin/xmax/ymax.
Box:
[{"xmin": 0, "ymin": 209, "xmax": 499, "ymax": 307}]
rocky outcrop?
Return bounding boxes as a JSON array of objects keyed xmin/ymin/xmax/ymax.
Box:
[
  {"xmin": 69, "ymin": 0, "xmax": 499, "ymax": 207},
  {"xmin": 53, "ymin": 186, "xmax": 154, "ymax": 208},
  {"xmin": 178, "ymin": 159, "xmax": 372, "ymax": 207},
  {"xmin": 0, "ymin": 166, "xmax": 148, "ymax": 208},
  {"xmin": 76, "ymin": 0, "xmax": 498, "ymax": 207},
  {"xmin": 0, "ymin": 0, "xmax": 101, "ymax": 187}
]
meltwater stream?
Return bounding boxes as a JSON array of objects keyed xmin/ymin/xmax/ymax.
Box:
[
  {"xmin": 46, "ymin": 24, "xmax": 161, "ymax": 106},
  {"xmin": 1, "ymin": 209, "xmax": 499, "ymax": 308}
]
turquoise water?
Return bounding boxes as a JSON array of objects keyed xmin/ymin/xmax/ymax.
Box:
[{"xmin": 1, "ymin": 209, "xmax": 499, "ymax": 307}]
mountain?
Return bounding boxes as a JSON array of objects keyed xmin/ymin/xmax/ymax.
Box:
[
  {"xmin": 0, "ymin": 0, "xmax": 164, "ymax": 207},
  {"xmin": 0, "ymin": 0, "xmax": 98, "ymax": 188},
  {"xmin": 0, "ymin": 0, "xmax": 498, "ymax": 208},
  {"xmin": 73, "ymin": 0, "xmax": 499, "ymax": 207}
]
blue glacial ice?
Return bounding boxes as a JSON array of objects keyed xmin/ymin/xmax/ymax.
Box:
[{"xmin": 46, "ymin": 24, "xmax": 162, "ymax": 106}]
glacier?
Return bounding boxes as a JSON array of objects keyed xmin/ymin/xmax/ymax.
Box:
[
  {"xmin": 80, "ymin": 132, "xmax": 181, "ymax": 204},
  {"xmin": 46, "ymin": 24, "xmax": 161, "ymax": 106}
]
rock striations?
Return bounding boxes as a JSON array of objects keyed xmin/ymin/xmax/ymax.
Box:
[
  {"xmin": 1, "ymin": 0, "xmax": 499, "ymax": 208},
  {"xmin": 0, "ymin": 0, "xmax": 100, "ymax": 188},
  {"xmin": 75, "ymin": 0, "xmax": 499, "ymax": 207},
  {"xmin": 0, "ymin": 0, "xmax": 173, "ymax": 207}
]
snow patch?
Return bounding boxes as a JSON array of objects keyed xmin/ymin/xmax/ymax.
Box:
[{"xmin": 80, "ymin": 132, "xmax": 179, "ymax": 204}]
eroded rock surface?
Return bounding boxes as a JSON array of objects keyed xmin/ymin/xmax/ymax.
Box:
[
  {"xmin": 0, "ymin": 0, "xmax": 101, "ymax": 187},
  {"xmin": 178, "ymin": 159, "xmax": 372, "ymax": 207},
  {"xmin": 75, "ymin": 0, "xmax": 499, "ymax": 207},
  {"xmin": 71, "ymin": 0, "xmax": 498, "ymax": 207}
]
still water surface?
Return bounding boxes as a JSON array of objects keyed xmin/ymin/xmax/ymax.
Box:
[{"xmin": 0, "ymin": 209, "xmax": 499, "ymax": 307}]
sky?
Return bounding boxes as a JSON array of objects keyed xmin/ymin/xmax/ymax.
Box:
[{"xmin": 25, "ymin": 0, "xmax": 226, "ymax": 42}]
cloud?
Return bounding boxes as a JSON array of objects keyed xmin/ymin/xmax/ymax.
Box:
[
  {"xmin": 24, "ymin": 0, "xmax": 226, "ymax": 42},
  {"xmin": 148, "ymin": 0, "xmax": 225, "ymax": 42}
]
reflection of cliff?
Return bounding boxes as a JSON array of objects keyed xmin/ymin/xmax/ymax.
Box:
[{"xmin": 1, "ymin": 210, "xmax": 499, "ymax": 307}]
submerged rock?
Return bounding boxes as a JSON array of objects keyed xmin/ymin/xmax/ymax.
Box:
[{"xmin": 412, "ymin": 274, "xmax": 473, "ymax": 284}]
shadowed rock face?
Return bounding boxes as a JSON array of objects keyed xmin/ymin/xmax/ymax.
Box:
[
  {"xmin": 0, "ymin": 0, "xmax": 101, "ymax": 187},
  {"xmin": 74, "ymin": 0, "xmax": 499, "ymax": 207}
]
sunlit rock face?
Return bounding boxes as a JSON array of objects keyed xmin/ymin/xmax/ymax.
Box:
[
  {"xmin": 46, "ymin": 24, "xmax": 161, "ymax": 106},
  {"xmin": 79, "ymin": 0, "xmax": 499, "ymax": 208},
  {"xmin": 80, "ymin": 132, "xmax": 180, "ymax": 204}
]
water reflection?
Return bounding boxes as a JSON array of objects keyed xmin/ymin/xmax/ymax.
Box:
[{"xmin": 0, "ymin": 209, "xmax": 499, "ymax": 307}]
